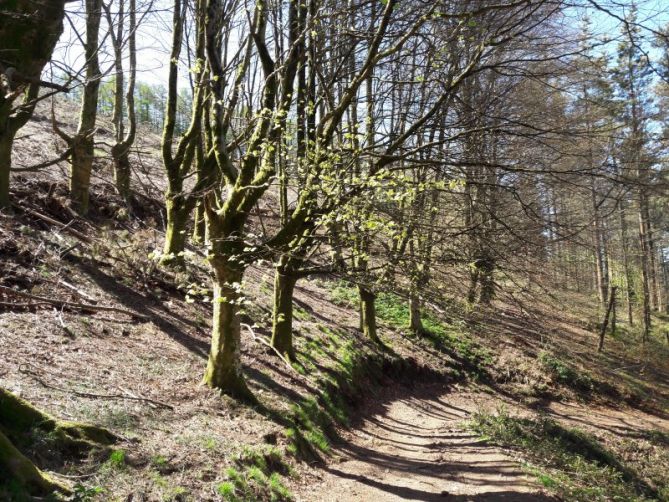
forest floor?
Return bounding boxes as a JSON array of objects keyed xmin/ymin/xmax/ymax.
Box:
[
  {"xmin": 294, "ymin": 383, "xmax": 669, "ymax": 501},
  {"xmin": 2, "ymin": 103, "xmax": 669, "ymax": 500}
]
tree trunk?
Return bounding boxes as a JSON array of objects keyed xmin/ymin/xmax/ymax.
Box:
[
  {"xmin": 203, "ymin": 260, "xmax": 255, "ymax": 402},
  {"xmin": 191, "ymin": 134, "xmax": 208, "ymax": 245},
  {"xmin": 113, "ymin": 148, "xmax": 131, "ymax": 200},
  {"xmin": 598, "ymin": 286, "xmax": 617, "ymax": 352},
  {"xmin": 638, "ymin": 194, "xmax": 652, "ymax": 344},
  {"xmin": 161, "ymin": 195, "xmax": 189, "ymax": 265},
  {"xmin": 653, "ymin": 243, "xmax": 664, "ymax": 314},
  {"xmin": 467, "ymin": 268, "xmax": 479, "ymax": 304},
  {"xmin": 409, "ymin": 291, "xmax": 424, "ymax": 335},
  {"xmin": 0, "ymin": 2, "xmax": 67, "ymax": 208},
  {"xmin": 192, "ymin": 202, "xmax": 206, "ymax": 244},
  {"xmin": 619, "ymin": 198, "xmax": 634, "ymax": 325},
  {"xmin": 648, "ymin": 225, "xmax": 659, "ymax": 311},
  {"xmin": 160, "ymin": 0, "xmax": 204, "ymax": 263},
  {"xmin": 358, "ymin": 286, "xmax": 380, "ymax": 344},
  {"xmin": 610, "ymin": 289, "xmax": 617, "ymax": 335},
  {"xmin": 479, "ymin": 257, "xmax": 495, "ymax": 305},
  {"xmin": 105, "ymin": 0, "xmax": 137, "ymax": 203},
  {"xmin": 70, "ymin": 140, "xmax": 94, "ymax": 214},
  {"xmin": 69, "ymin": 0, "xmax": 102, "ymax": 215},
  {"xmin": 0, "ymin": 132, "xmax": 12, "ymax": 208},
  {"xmin": 271, "ymin": 267, "xmax": 297, "ymax": 360}
]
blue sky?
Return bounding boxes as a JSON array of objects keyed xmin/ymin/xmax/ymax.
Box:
[{"xmin": 48, "ymin": 0, "xmax": 669, "ymax": 91}]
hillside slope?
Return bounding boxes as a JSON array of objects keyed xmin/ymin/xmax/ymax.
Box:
[{"xmin": 1, "ymin": 110, "xmax": 669, "ymax": 501}]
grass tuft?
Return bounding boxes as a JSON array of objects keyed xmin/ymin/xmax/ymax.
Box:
[{"xmin": 469, "ymin": 408, "xmax": 660, "ymax": 501}]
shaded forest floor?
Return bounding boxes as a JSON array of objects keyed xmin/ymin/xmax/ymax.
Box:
[{"xmin": 1, "ymin": 106, "xmax": 669, "ymax": 500}]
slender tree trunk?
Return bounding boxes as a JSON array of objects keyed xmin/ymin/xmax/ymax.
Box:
[
  {"xmin": 160, "ymin": 0, "xmax": 205, "ymax": 262},
  {"xmin": 656, "ymin": 259, "xmax": 664, "ymax": 314},
  {"xmin": 619, "ymin": 198, "xmax": 634, "ymax": 325},
  {"xmin": 479, "ymin": 255, "xmax": 495, "ymax": 305},
  {"xmin": 68, "ymin": 0, "xmax": 102, "ymax": 215},
  {"xmin": 468, "ymin": 268, "xmax": 479, "ymax": 304},
  {"xmin": 192, "ymin": 203, "xmax": 206, "ymax": 244},
  {"xmin": 271, "ymin": 266, "xmax": 298, "ymax": 360},
  {"xmin": 592, "ymin": 190, "xmax": 608, "ymax": 309},
  {"xmin": 113, "ymin": 149, "xmax": 131, "ymax": 199},
  {"xmin": 70, "ymin": 139, "xmax": 95, "ymax": 214},
  {"xmin": 598, "ymin": 286, "xmax": 617, "ymax": 352},
  {"xmin": 409, "ymin": 291, "xmax": 424, "ymax": 335},
  {"xmin": 107, "ymin": 0, "xmax": 137, "ymax": 203},
  {"xmin": 610, "ymin": 288, "xmax": 617, "ymax": 335},
  {"xmin": 648, "ymin": 221, "xmax": 659, "ymax": 312},
  {"xmin": 191, "ymin": 133, "xmax": 208, "ymax": 244},
  {"xmin": 639, "ymin": 193, "xmax": 652, "ymax": 343},
  {"xmin": 650, "ymin": 236, "xmax": 663, "ymax": 313}
]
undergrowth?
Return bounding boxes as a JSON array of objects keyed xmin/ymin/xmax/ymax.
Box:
[
  {"xmin": 538, "ymin": 350, "xmax": 594, "ymax": 393},
  {"xmin": 285, "ymin": 329, "xmax": 384, "ymax": 461},
  {"xmin": 470, "ymin": 408, "xmax": 665, "ymax": 501},
  {"xmin": 331, "ymin": 281, "xmax": 491, "ymax": 376},
  {"xmin": 217, "ymin": 445, "xmax": 293, "ymax": 501}
]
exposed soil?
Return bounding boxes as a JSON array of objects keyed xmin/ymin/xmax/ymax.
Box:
[
  {"xmin": 297, "ymin": 385, "xmax": 554, "ymax": 501},
  {"xmin": 295, "ymin": 383, "xmax": 669, "ymax": 501}
]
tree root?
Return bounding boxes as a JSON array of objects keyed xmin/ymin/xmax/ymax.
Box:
[
  {"xmin": 0, "ymin": 429, "xmax": 70, "ymax": 496},
  {"xmin": 0, "ymin": 387, "xmax": 117, "ymax": 496}
]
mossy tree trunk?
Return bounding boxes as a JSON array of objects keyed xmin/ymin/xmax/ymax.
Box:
[
  {"xmin": 0, "ymin": 429, "xmax": 68, "ymax": 496},
  {"xmin": 198, "ymin": 0, "xmax": 303, "ymax": 400},
  {"xmin": 59, "ymin": 0, "xmax": 103, "ymax": 215},
  {"xmin": 191, "ymin": 139, "xmax": 209, "ymax": 245},
  {"xmin": 162, "ymin": 195, "xmax": 191, "ymax": 264},
  {"xmin": 69, "ymin": 139, "xmax": 95, "ymax": 215},
  {"xmin": 160, "ymin": 0, "xmax": 206, "ymax": 265},
  {"xmin": 358, "ymin": 286, "xmax": 380, "ymax": 344},
  {"xmin": 192, "ymin": 202, "xmax": 207, "ymax": 244},
  {"xmin": 0, "ymin": 387, "xmax": 116, "ymax": 496},
  {"xmin": 203, "ymin": 255, "xmax": 256, "ymax": 402},
  {"xmin": 271, "ymin": 259, "xmax": 299, "ymax": 361},
  {"xmin": 113, "ymin": 147, "xmax": 132, "ymax": 200},
  {"xmin": 105, "ymin": 0, "xmax": 138, "ymax": 203},
  {"xmin": 409, "ymin": 291, "xmax": 424, "ymax": 335},
  {"xmin": 0, "ymin": 1, "xmax": 67, "ymax": 209}
]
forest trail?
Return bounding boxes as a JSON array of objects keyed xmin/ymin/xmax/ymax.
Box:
[{"xmin": 299, "ymin": 386, "xmax": 555, "ymax": 501}]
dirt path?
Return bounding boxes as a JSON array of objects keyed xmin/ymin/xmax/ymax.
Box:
[{"xmin": 297, "ymin": 385, "xmax": 555, "ymax": 501}]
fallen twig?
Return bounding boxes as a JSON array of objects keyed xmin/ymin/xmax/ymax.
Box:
[
  {"xmin": 244, "ymin": 323, "xmax": 294, "ymax": 372},
  {"xmin": 0, "ymin": 301, "xmax": 52, "ymax": 309},
  {"xmin": 12, "ymin": 203, "xmax": 92, "ymax": 244},
  {"xmin": 0, "ymin": 285, "xmax": 148, "ymax": 321},
  {"xmin": 19, "ymin": 365, "xmax": 174, "ymax": 410},
  {"xmin": 56, "ymin": 279, "xmax": 98, "ymax": 304}
]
